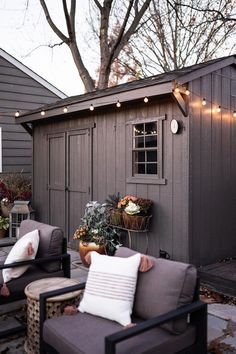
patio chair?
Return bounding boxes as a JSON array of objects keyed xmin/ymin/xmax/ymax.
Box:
[
  {"xmin": 0, "ymin": 219, "xmax": 70, "ymax": 338},
  {"xmin": 39, "ymin": 247, "xmax": 207, "ymax": 354}
]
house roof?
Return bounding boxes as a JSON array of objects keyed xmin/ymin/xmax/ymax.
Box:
[
  {"xmin": 16, "ymin": 54, "xmax": 236, "ymax": 124},
  {"xmin": 0, "ymin": 48, "xmax": 67, "ymax": 99}
]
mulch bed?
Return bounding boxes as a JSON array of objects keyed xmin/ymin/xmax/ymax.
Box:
[{"xmin": 200, "ymin": 286, "xmax": 236, "ymax": 305}]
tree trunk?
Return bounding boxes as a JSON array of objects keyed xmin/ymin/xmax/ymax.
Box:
[{"xmin": 69, "ymin": 42, "xmax": 96, "ymax": 92}]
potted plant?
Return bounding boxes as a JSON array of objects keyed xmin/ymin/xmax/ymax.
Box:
[
  {"xmin": 0, "ymin": 216, "xmax": 9, "ymax": 238},
  {"xmin": 0, "ymin": 173, "xmax": 32, "ymax": 217},
  {"xmin": 73, "ymin": 201, "xmax": 121, "ymax": 266}
]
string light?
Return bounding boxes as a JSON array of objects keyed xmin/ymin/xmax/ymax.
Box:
[
  {"xmin": 116, "ymin": 100, "xmax": 121, "ymax": 108},
  {"xmin": 12, "ymin": 85, "xmax": 236, "ymax": 118}
]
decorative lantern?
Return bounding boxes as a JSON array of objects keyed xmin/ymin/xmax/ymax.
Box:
[{"xmin": 9, "ymin": 201, "xmax": 35, "ymax": 238}]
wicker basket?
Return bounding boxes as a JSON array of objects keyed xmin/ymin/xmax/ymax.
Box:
[
  {"xmin": 109, "ymin": 209, "xmax": 123, "ymax": 227},
  {"xmin": 122, "ymin": 213, "xmax": 150, "ymax": 230}
]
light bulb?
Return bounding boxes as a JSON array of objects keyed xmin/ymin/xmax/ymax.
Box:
[
  {"xmin": 216, "ymin": 106, "xmax": 221, "ymax": 113},
  {"xmin": 174, "ymin": 87, "xmax": 180, "ymax": 93},
  {"xmin": 202, "ymin": 98, "xmax": 206, "ymax": 106},
  {"xmin": 15, "ymin": 111, "xmax": 20, "ymax": 117},
  {"xmin": 233, "ymin": 111, "xmax": 236, "ymax": 118},
  {"xmin": 116, "ymin": 100, "xmax": 121, "ymax": 108},
  {"xmin": 144, "ymin": 96, "xmax": 149, "ymax": 103},
  {"xmin": 41, "ymin": 110, "xmax": 45, "ymax": 116},
  {"xmin": 89, "ymin": 104, "xmax": 94, "ymax": 111},
  {"xmin": 63, "ymin": 107, "xmax": 68, "ymax": 113},
  {"xmin": 185, "ymin": 89, "xmax": 190, "ymax": 96}
]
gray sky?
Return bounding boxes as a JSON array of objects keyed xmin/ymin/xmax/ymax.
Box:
[{"xmin": 0, "ymin": 0, "xmax": 93, "ymax": 96}]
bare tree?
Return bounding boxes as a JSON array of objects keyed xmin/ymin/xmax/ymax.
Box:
[
  {"xmin": 124, "ymin": 0, "xmax": 236, "ymax": 76},
  {"xmin": 39, "ymin": 0, "xmax": 151, "ymax": 92}
]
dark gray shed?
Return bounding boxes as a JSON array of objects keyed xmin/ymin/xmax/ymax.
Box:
[
  {"xmin": 0, "ymin": 48, "xmax": 66, "ymax": 174},
  {"xmin": 17, "ymin": 55, "xmax": 236, "ymax": 266}
]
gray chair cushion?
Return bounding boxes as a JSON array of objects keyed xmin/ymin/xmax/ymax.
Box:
[
  {"xmin": 44, "ymin": 312, "xmax": 196, "ymax": 354},
  {"xmin": 115, "ymin": 247, "xmax": 197, "ymax": 333},
  {"xmin": 19, "ymin": 220, "xmax": 64, "ymax": 272},
  {"xmin": 0, "ymin": 264, "xmax": 64, "ymax": 301}
]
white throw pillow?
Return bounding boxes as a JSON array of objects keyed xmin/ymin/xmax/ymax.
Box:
[
  {"xmin": 79, "ymin": 251, "xmax": 141, "ymax": 326},
  {"xmin": 2, "ymin": 229, "xmax": 39, "ymax": 283}
]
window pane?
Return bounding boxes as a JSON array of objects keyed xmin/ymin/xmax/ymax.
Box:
[
  {"xmin": 134, "ymin": 151, "xmax": 145, "ymax": 162},
  {"xmin": 134, "ymin": 163, "xmax": 145, "ymax": 174},
  {"xmin": 145, "ymin": 122, "xmax": 157, "ymax": 135},
  {"xmin": 134, "ymin": 137, "xmax": 144, "ymax": 148},
  {"xmin": 145, "ymin": 136, "xmax": 157, "ymax": 148},
  {"xmin": 147, "ymin": 164, "xmax": 157, "ymax": 174},
  {"xmin": 147, "ymin": 150, "xmax": 157, "ymax": 162},
  {"xmin": 134, "ymin": 124, "xmax": 144, "ymax": 136}
]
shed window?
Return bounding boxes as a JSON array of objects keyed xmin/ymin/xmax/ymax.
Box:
[
  {"xmin": 132, "ymin": 122, "xmax": 158, "ymax": 175},
  {"xmin": 127, "ymin": 116, "xmax": 166, "ymax": 185}
]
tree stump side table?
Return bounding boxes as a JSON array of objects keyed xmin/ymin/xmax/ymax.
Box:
[{"xmin": 24, "ymin": 277, "xmax": 82, "ymax": 354}]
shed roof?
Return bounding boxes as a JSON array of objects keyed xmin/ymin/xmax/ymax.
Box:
[
  {"xmin": 0, "ymin": 48, "xmax": 67, "ymax": 99},
  {"xmin": 16, "ymin": 54, "xmax": 236, "ymax": 124}
]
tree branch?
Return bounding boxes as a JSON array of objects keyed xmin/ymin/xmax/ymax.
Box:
[
  {"xmin": 111, "ymin": 0, "xmax": 151, "ymax": 61},
  {"xmin": 70, "ymin": 0, "xmax": 76, "ymax": 34},
  {"xmin": 39, "ymin": 0, "xmax": 69, "ymax": 43},
  {"xmin": 170, "ymin": 0, "xmax": 236, "ymax": 22},
  {"xmin": 62, "ymin": 0, "xmax": 73, "ymax": 39}
]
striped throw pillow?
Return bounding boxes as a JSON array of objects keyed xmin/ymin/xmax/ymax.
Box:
[{"xmin": 79, "ymin": 251, "xmax": 141, "ymax": 326}]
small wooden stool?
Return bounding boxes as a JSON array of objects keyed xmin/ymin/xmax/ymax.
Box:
[{"xmin": 24, "ymin": 277, "xmax": 81, "ymax": 354}]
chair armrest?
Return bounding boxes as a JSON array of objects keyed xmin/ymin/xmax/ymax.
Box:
[
  {"xmin": 0, "ymin": 253, "xmax": 70, "ymax": 270},
  {"xmin": 0, "ymin": 240, "xmax": 17, "ymax": 247},
  {"xmin": 105, "ymin": 300, "xmax": 207, "ymax": 354},
  {"xmin": 39, "ymin": 282, "xmax": 86, "ymax": 354}
]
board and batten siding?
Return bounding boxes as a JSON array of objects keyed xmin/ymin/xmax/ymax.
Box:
[
  {"xmin": 33, "ymin": 98, "xmax": 190, "ymax": 262},
  {"xmin": 189, "ymin": 66, "xmax": 236, "ymax": 266},
  {"xmin": 0, "ymin": 55, "xmax": 62, "ymax": 174}
]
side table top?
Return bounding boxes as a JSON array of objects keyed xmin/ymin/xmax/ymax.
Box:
[{"xmin": 24, "ymin": 277, "xmax": 81, "ymax": 301}]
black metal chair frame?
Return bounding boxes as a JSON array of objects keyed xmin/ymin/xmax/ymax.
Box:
[{"xmin": 39, "ymin": 279, "xmax": 207, "ymax": 354}]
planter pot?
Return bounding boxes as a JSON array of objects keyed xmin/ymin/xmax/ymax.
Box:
[
  {"xmin": 79, "ymin": 241, "xmax": 106, "ymax": 267},
  {"xmin": 122, "ymin": 213, "xmax": 150, "ymax": 230},
  {"xmin": 0, "ymin": 229, "xmax": 7, "ymax": 239},
  {"xmin": 1, "ymin": 202, "xmax": 13, "ymax": 217}
]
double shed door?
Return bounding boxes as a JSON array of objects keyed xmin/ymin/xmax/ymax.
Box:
[{"xmin": 47, "ymin": 128, "xmax": 92, "ymax": 241}]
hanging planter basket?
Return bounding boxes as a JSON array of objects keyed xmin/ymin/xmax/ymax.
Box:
[
  {"xmin": 122, "ymin": 213, "xmax": 151, "ymax": 230},
  {"xmin": 109, "ymin": 209, "xmax": 123, "ymax": 227}
]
